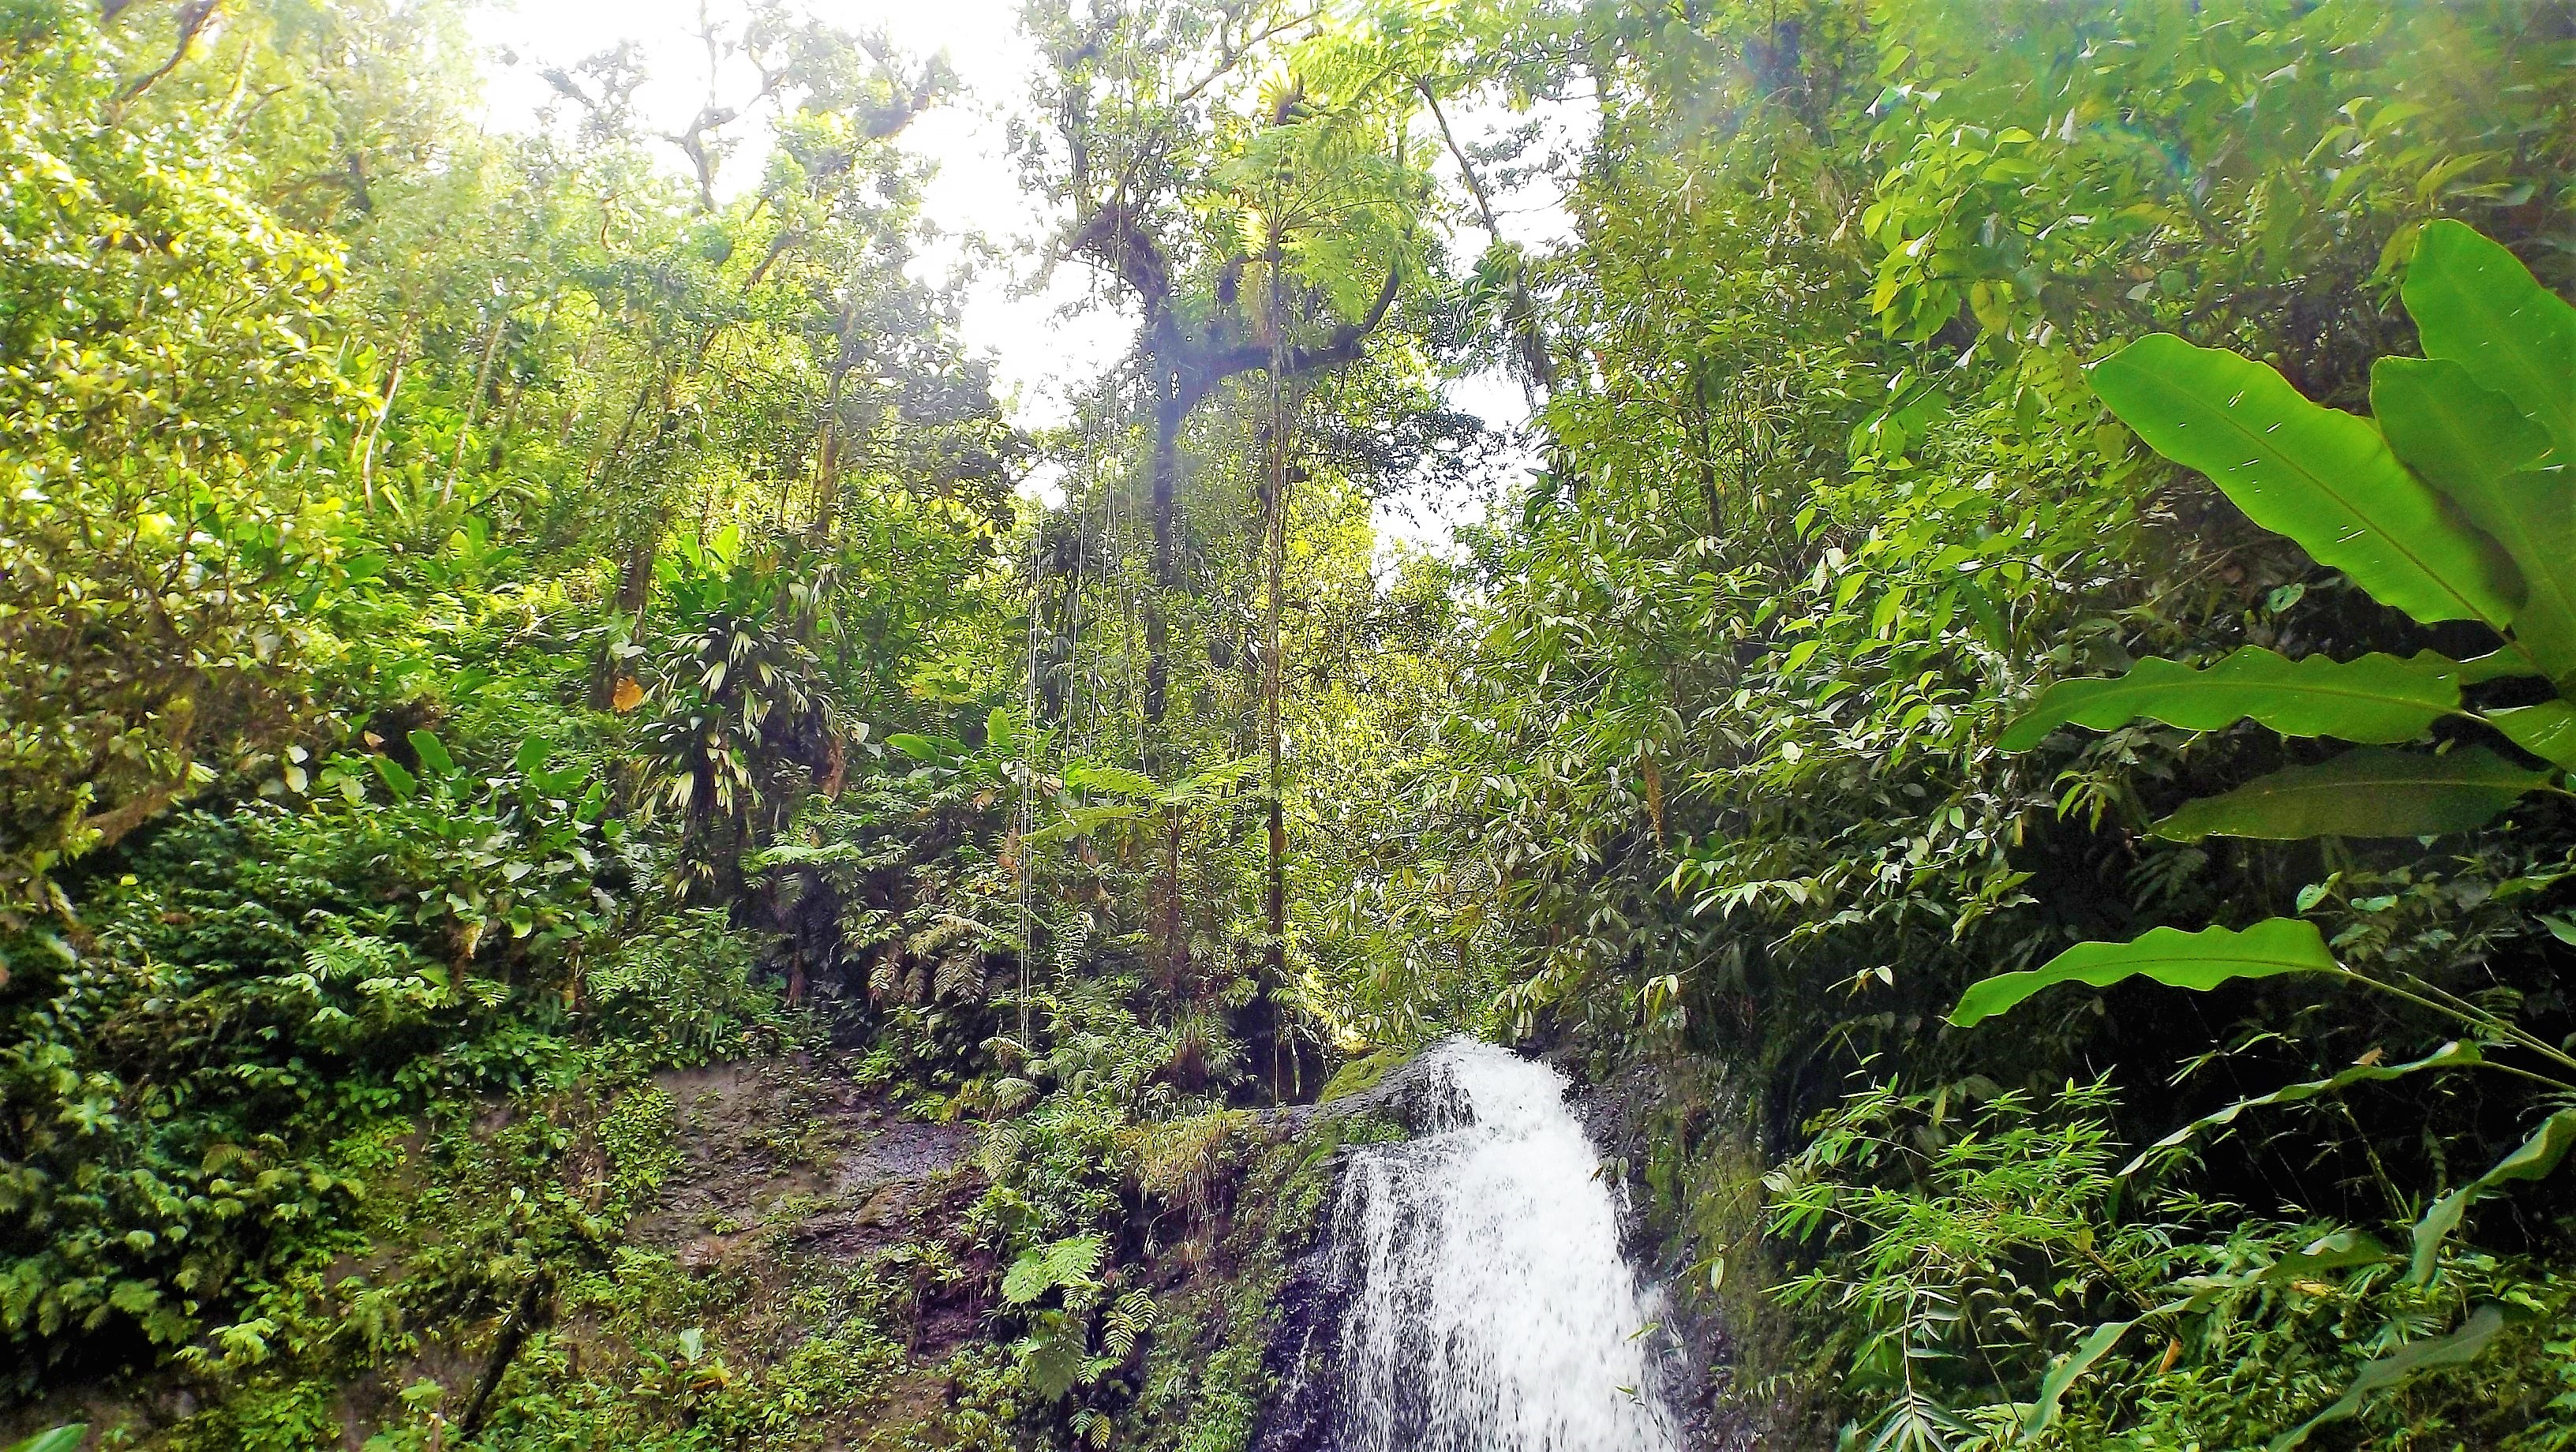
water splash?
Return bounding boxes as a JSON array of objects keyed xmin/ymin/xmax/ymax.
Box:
[{"xmin": 1330, "ymin": 1038, "xmax": 1683, "ymax": 1452}]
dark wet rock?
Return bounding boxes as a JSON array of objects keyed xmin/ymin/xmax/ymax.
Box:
[
  {"xmin": 1570, "ymin": 1054, "xmax": 1772, "ymax": 1452},
  {"xmin": 1272, "ymin": 1044, "xmax": 1454, "ymax": 1136}
]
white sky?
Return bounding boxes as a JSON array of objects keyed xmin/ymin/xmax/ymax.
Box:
[{"xmin": 462, "ymin": 0, "xmax": 1575, "ymax": 548}]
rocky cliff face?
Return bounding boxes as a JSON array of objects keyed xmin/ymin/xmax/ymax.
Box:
[{"xmin": 1569, "ymin": 1054, "xmax": 1773, "ymax": 1452}]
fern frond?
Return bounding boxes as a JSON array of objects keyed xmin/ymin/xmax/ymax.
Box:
[{"xmin": 1101, "ymin": 1288, "xmax": 1156, "ymax": 1360}]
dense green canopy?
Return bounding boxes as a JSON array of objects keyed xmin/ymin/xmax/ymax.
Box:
[{"xmin": 4, "ymin": 2, "xmax": 2574, "ymax": 1449}]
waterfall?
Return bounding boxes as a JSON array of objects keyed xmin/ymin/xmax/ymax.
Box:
[{"xmin": 1326, "ymin": 1038, "xmax": 1683, "ymax": 1452}]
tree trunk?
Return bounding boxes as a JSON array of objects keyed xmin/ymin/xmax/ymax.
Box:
[
  {"xmin": 1144, "ymin": 358, "xmax": 1182, "ymax": 729},
  {"xmin": 1262, "ymin": 260, "xmax": 1290, "ymax": 1001},
  {"xmin": 589, "ymin": 527, "xmax": 658, "ymax": 709}
]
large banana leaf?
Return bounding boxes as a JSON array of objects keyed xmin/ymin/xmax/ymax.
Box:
[
  {"xmin": 2409, "ymin": 1108, "xmax": 2576, "ymax": 1282},
  {"xmin": 1999, "ymin": 647, "xmax": 2459, "ymax": 751},
  {"xmin": 1949, "ymin": 919, "xmax": 2338, "ymax": 1027},
  {"xmin": 2088, "ymin": 335, "xmax": 2522, "ymax": 630},
  {"xmin": 2376, "ymin": 361, "xmax": 2576, "ymax": 683},
  {"xmin": 2151, "ymin": 747, "xmax": 2549, "ymax": 842},
  {"xmin": 2404, "ymin": 219, "xmax": 2576, "ymax": 458},
  {"xmin": 2270, "ymin": 1305, "xmax": 2510, "ymax": 1452},
  {"xmin": 2492, "ymin": 701, "xmax": 2576, "ymax": 770},
  {"xmin": 2120, "ymin": 1041, "xmax": 2481, "ymax": 1177}
]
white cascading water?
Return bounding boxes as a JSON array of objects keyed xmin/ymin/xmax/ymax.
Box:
[{"xmin": 1329, "ymin": 1038, "xmax": 1683, "ymax": 1452}]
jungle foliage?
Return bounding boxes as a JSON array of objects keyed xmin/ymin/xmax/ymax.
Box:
[{"xmin": 5, "ymin": 0, "xmax": 2576, "ymax": 1450}]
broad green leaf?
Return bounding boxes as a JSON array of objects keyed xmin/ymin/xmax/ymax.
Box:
[
  {"xmin": 2409, "ymin": 1109, "xmax": 2576, "ymax": 1282},
  {"xmin": 987, "ymin": 707, "xmax": 1016, "ymax": 754},
  {"xmin": 5, "ymin": 1428, "xmax": 87, "ymax": 1452},
  {"xmin": 2458, "ymin": 648, "xmax": 2542, "ymax": 683},
  {"xmin": 2373, "ymin": 358, "xmax": 2552, "ymax": 488},
  {"xmin": 2376, "ymin": 361, "xmax": 2576, "ymax": 682},
  {"xmin": 2490, "ymin": 465, "xmax": 2576, "ymax": 683},
  {"xmin": 515, "ymin": 734, "xmax": 552, "ymax": 777},
  {"xmin": 886, "ymin": 733, "xmax": 942, "ymax": 762},
  {"xmin": 2121, "ymin": 1041, "xmax": 2481, "ymax": 1177},
  {"xmin": 2491, "ymin": 701, "xmax": 2576, "ymax": 770},
  {"xmin": 2269, "ymin": 1305, "xmax": 2508, "ymax": 1452},
  {"xmin": 1065, "ymin": 764, "xmax": 1163, "ymax": 799},
  {"xmin": 2152, "ymin": 747, "xmax": 2549, "ymax": 841},
  {"xmin": 1999, "ymin": 647, "xmax": 2460, "ymax": 751},
  {"xmin": 1950, "ymin": 919, "xmax": 2338, "ymax": 1027},
  {"xmin": 2024, "ymin": 1315, "xmax": 2148, "ymax": 1439},
  {"xmin": 371, "ymin": 754, "xmax": 417, "ymax": 800},
  {"xmin": 2087, "ymin": 335, "xmax": 2521, "ymax": 628},
  {"xmin": 2404, "ymin": 219, "xmax": 2576, "ymax": 457},
  {"xmin": 406, "ymin": 730, "xmax": 456, "ymax": 779}
]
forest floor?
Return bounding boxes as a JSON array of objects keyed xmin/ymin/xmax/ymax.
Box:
[
  {"xmin": 638, "ymin": 1061, "xmax": 975, "ymax": 1289},
  {"xmin": 0, "ymin": 1058, "xmax": 995, "ymax": 1452}
]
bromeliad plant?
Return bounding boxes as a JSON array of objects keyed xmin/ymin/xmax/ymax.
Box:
[{"xmin": 1949, "ymin": 221, "xmax": 2574, "ymax": 1439}]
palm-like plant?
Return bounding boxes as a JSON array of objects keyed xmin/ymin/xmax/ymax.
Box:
[
  {"xmin": 1953, "ymin": 222, "xmax": 2574, "ymax": 1439},
  {"xmin": 637, "ymin": 526, "xmax": 844, "ymax": 904}
]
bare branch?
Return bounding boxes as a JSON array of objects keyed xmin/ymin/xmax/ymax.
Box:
[{"xmin": 112, "ymin": 0, "xmax": 223, "ymax": 113}]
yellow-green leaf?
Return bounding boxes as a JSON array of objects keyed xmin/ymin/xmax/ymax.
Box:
[
  {"xmin": 2404, "ymin": 219, "xmax": 2576, "ymax": 457},
  {"xmin": 2376, "ymin": 360, "xmax": 2575, "ymax": 683},
  {"xmin": 2088, "ymin": 335, "xmax": 2521, "ymax": 629},
  {"xmin": 1951, "ymin": 919, "xmax": 2338, "ymax": 1028},
  {"xmin": 2490, "ymin": 701, "xmax": 2576, "ymax": 770}
]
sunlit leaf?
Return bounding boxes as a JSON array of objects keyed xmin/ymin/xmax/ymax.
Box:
[
  {"xmin": 2490, "ymin": 701, "xmax": 2576, "ymax": 770},
  {"xmin": 1951, "ymin": 919, "xmax": 2339, "ymax": 1027},
  {"xmin": 1002, "ymin": 1233, "xmax": 1105, "ymax": 1305},
  {"xmin": 2404, "ymin": 219, "xmax": 2576, "ymax": 456},
  {"xmin": 406, "ymin": 731, "xmax": 455, "ymax": 778},
  {"xmin": 2087, "ymin": 334, "xmax": 2521, "ymax": 629},
  {"xmin": 1027, "ymin": 804, "xmax": 1145, "ymax": 843},
  {"xmin": 1160, "ymin": 756, "xmax": 1260, "ymax": 805},
  {"xmin": 2375, "ymin": 360, "xmax": 2575, "ymax": 682},
  {"xmin": 1065, "ymin": 764, "xmax": 1163, "ymax": 799}
]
